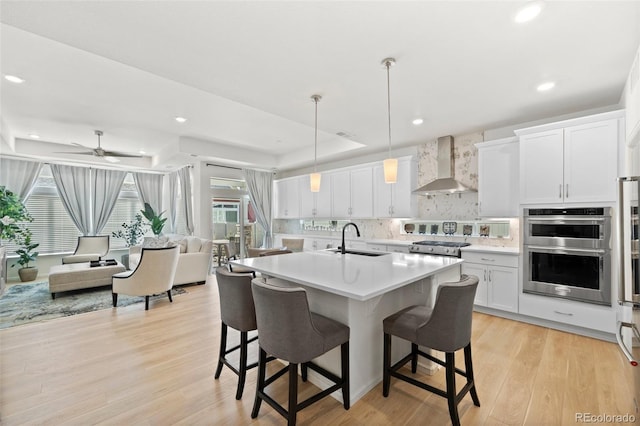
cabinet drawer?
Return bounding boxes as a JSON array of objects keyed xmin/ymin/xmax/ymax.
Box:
[
  {"xmin": 519, "ymin": 293, "xmax": 615, "ymax": 333},
  {"xmin": 461, "ymin": 251, "xmax": 518, "ymax": 268}
]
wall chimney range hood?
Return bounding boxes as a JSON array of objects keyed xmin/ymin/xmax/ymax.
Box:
[{"xmin": 413, "ymin": 135, "xmax": 476, "ymax": 195}]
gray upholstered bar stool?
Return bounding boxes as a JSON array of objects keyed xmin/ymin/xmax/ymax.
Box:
[
  {"xmin": 214, "ymin": 266, "xmax": 260, "ymax": 399},
  {"xmin": 251, "ymin": 279, "xmax": 350, "ymax": 426},
  {"xmin": 382, "ymin": 274, "xmax": 480, "ymax": 426}
]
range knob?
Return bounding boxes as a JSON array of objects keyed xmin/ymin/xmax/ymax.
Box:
[{"xmin": 428, "ymin": 247, "xmax": 434, "ymax": 252}]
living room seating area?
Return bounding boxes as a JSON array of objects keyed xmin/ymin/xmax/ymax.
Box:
[{"xmin": 128, "ymin": 235, "xmax": 213, "ymax": 286}]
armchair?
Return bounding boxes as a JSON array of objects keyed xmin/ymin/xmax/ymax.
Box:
[
  {"xmin": 112, "ymin": 246, "xmax": 180, "ymax": 310},
  {"xmin": 62, "ymin": 236, "xmax": 110, "ymax": 264}
]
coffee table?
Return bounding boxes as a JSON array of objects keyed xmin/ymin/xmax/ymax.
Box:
[{"xmin": 48, "ymin": 261, "xmax": 126, "ymax": 299}]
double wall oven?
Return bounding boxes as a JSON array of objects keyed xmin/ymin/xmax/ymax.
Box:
[{"xmin": 523, "ymin": 207, "xmax": 612, "ymax": 306}]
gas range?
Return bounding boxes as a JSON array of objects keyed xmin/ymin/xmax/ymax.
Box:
[{"xmin": 409, "ymin": 240, "xmax": 471, "ymax": 257}]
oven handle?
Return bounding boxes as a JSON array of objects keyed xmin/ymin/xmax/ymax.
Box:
[
  {"xmin": 525, "ymin": 218, "xmax": 606, "ymax": 224},
  {"xmin": 525, "ymin": 246, "xmax": 606, "ymax": 255},
  {"xmin": 615, "ymin": 321, "xmax": 639, "ymax": 366}
]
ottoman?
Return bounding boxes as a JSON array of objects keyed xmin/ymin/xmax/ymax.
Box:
[{"xmin": 48, "ymin": 261, "xmax": 126, "ymax": 299}]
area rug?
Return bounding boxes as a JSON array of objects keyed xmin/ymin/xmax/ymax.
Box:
[{"xmin": 0, "ymin": 281, "xmax": 187, "ymax": 329}]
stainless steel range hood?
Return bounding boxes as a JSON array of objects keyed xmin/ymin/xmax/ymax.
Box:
[{"xmin": 413, "ymin": 135, "xmax": 476, "ymax": 195}]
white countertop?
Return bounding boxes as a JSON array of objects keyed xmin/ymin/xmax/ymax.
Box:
[
  {"xmin": 230, "ymin": 250, "xmax": 462, "ymax": 301},
  {"xmin": 460, "ymin": 245, "xmax": 519, "ymax": 255}
]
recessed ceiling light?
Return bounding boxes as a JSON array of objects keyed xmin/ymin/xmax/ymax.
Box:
[
  {"xmin": 537, "ymin": 81, "xmax": 555, "ymax": 92},
  {"xmin": 139, "ymin": 150, "xmax": 146, "ymax": 155},
  {"xmin": 515, "ymin": 1, "xmax": 543, "ymax": 23},
  {"xmin": 4, "ymin": 75, "xmax": 25, "ymax": 84},
  {"xmin": 104, "ymin": 156, "xmax": 120, "ymax": 163},
  {"xmin": 412, "ymin": 118, "xmax": 424, "ymax": 126},
  {"xmin": 28, "ymin": 133, "xmax": 40, "ymax": 139},
  {"xmin": 175, "ymin": 116, "xmax": 187, "ymax": 123}
]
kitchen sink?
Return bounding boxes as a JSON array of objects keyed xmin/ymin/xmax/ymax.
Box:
[{"xmin": 327, "ymin": 248, "xmax": 389, "ymax": 257}]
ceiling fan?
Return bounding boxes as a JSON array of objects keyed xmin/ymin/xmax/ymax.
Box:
[{"xmin": 58, "ymin": 130, "xmax": 143, "ymax": 162}]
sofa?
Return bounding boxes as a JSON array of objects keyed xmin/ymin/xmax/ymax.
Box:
[{"xmin": 129, "ymin": 235, "xmax": 213, "ymax": 285}]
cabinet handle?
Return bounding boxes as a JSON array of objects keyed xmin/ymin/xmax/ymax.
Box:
[
  {"xmin": 484, "ymin": 270, "xmax": 487, "ymax": 282},
  {"xmin": 566, "ymin": 184, "xmax": 569, "ymax": 198},
  {"xmin": 480, "ymin": 257, "xmax": 495, "ymax": 262},
  {"xmin": 488, "ymin": 270, "xmax": 492, "ymax": 282},
  {"xmin": 559, "ymin": 184, "xmax": 562, "ymax": 199},
  {"xmin": 553, "ymin": 310, "xmax": 574, "ymax": 316}
]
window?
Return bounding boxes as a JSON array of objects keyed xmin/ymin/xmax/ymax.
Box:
[
  {"xmin": 17, "ymin": 167, "xmax": 82, "ymax": 254},
  {"xmin": 8, "ymin": 166, "xmax": 149, "ymax": 254},
  {"xmin": 101, "ymin": 175, "xmax": 146, "ymax": 249}
]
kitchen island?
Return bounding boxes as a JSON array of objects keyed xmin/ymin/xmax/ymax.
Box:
[{"xmin": 230, "ymin": 249, "xmax": 463, "ymax": 404}]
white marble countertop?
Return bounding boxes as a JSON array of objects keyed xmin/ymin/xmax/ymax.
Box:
[
  {"xmin": 230, "ymin": 250, "xmax": 462, "ymax": 301},
  {"xmin": 460, "ymin": 245, "xmax": 520, "ymax": 255}
]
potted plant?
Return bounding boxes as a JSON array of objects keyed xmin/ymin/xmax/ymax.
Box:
[
  {"xmin": 0, "ymin": 186, "xmax": 33, "ymax": 244},
  {"xmin": 11, "ymin": 229, "xmax": 39, "ymax": 282},
  {"xmin": 1, "ymin": 186, "xmax": 34, "ymax": 289},
  {"xmin": 141, "ymin": 202, "xmax": 167, "ymax": 237},
  {"xmin": 112, "ymin": 213, "xmax": 147, "ymax": 269}
]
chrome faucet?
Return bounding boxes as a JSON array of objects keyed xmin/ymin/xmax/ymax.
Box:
[{"xmin": 341, "ymin": 222, "xmax": 361, "ymax": 254}]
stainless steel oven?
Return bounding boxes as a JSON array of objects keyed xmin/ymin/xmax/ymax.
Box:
[{"xmin": 523, "ymin": 207, "xmax": 612, "ymax": 306}]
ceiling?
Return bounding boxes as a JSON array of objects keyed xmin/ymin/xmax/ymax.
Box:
[{"xmin": 1, "ymin": 1, "xmax": 639, "ymax": 172}]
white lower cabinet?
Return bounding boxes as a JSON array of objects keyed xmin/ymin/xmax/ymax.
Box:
[
  {"xmin": 519, "ymin": 293, "xmax": 615, "ymax": 334},
  {"xmin": 461, "ymin": 250, "xmax": 519, "ymax": 313}
]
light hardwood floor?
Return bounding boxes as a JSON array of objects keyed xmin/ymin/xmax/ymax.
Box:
[{"xmin": 0, "ymin": 275, "xmax": 636, "ymax": 425}]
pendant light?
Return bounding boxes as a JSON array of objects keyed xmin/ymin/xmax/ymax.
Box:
[
  {"xmin": 309, "ymin": 94, "xmax": 322, "ymax": 192},
  {"xmin": 382, "ymin": 57, "xmax": 398, "ymax": 184}
]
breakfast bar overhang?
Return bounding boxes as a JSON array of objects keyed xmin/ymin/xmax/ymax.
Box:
[{"xmin": 230, "ymin": 250, "xmax": 463, "ymax": 405}]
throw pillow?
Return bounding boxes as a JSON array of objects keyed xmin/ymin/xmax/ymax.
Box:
[{"xmin": 142, "ymin": 236, "xmax": 169, "ymax": 248}]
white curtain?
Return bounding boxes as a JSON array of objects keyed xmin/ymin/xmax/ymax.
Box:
[
  {"xmin": 167, "ymin": 171, "xmax": 178, "ymax": 234},
  {"xmin": 51, "ymin": 164, "xmax": 92, "ymax": 235},
  {"xmin": 0, "ymin": 157, "xmax": 42, "ymax": 201},
  {"xmin": 178, "ymin": 167, "xmax": 194, "ymax": 235},
  {"xmin": 92, "ymin": 168, "xmax": 126, "ymax": 235},
  {"xmin": 243, "ymin": 169, "xmax": 273, "ymax": 248},
  {"xmin": 133, "ymin": 172, "xmax": 163, "ymax": 214}
]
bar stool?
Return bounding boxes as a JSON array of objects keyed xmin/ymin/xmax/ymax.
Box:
[
  {"xmin": 382, "ymin": 274, "xmax": 480, "ymax": 426},
  {"xmin": 213, "ymin": 266, "xmax": 260, "ymax": 399},
  {"xmin": 251, "ymin": 279, "xmax": 350, "ymax": 426}
]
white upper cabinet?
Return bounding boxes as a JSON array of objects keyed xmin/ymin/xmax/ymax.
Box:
[
  {"xmin": 299, "ymin": 173, "xmax": 332, "ymax": 218},
  {"xmin": 331, "ymin": 167, "xmax": 374, "ymax": 218},
  {"xmin": 274, "ymin": 157, "xmax": 416, "ymax": 220},
  {"xmin": 517, "ymin": 112, "xmax": 622, "ymax": 205},
  {"xmin": 476, "ymin": 137, "xmax": 519, "ymax": 217},
  {"xmin": 373, "ymin": 156, "xmax": 416, "ymax": 218},
  {"xmin": 274, "ymin": 178, "xmax": 300, "ymax": 218}
]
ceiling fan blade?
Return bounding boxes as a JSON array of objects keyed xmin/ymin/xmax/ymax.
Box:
[
  {"xmin": 101, "ymin": 150, "xmax": 143, "ymax": 158},
  {"xmin": 53, "ymin": 150, "xmax": 96, "ymax": 156}
]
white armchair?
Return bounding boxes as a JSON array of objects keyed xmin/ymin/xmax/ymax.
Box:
[
  {"xmin": 62, "ymin": 236, "xmax": 110, "ymax": 264},
  {"xmin": 112, "ymin": 246, "xmax": 180, "ymax": 310}
]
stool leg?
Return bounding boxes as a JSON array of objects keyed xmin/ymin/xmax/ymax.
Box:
[
  {"xmin": 301, "ymin": 363, "xmax": 308, "ymax": 382},
  {"xmin": 383, "ymin": 333, "xmax": 391, "ymax": 397},
  {"xmin": 464, "ymin": 343, "xmax": 480, "ymax": 407},
  {"xmin": 341, "ymin": 341, "xmax": 350, "ymax": 410},
  {"xmin": 288, "ymin": 363, "xmax": 298, "ymax": 426},
  {"xmin": 167, "ymin": 290, "xmax": 173, "ymax": 303},
  {"xmin": 445, "ymin": 352, "xmax": 460, "ymax": 426},
  {"xmin": 214, "ymin": 323, "xmax": 227, "ymax": 379},
  {"xmin": 411, "ymin": 343, "xmax": 419, "ymax": 373},
  {"xmin": 236, "ymin": 331, "xmax": 248, "ymax": 399},
  {"xmin": 145, "ymin": 296, "xmax": 149, "ymax": 310},
  {"xmin": 112, "ymin": 292, "xmax": 117, "ymax": 307},
  {"xmin": 251, "ymin": 347, "xmax": 267, "ymax": 419}
]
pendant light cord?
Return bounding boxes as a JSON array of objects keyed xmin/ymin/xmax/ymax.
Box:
[
  {"xmin": 386, "ymin": 60, "xmax": 392, "ymax": 157},
  {"xmin": 314, "ymin": 96, "xmax": 318, "ymax": 173}
]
